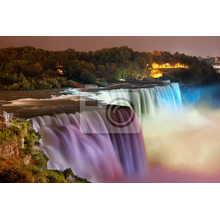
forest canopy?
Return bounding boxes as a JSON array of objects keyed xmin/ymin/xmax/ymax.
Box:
[{"xmin": 0, "ymin": 46, "xmax": 218, "ymax": 90}]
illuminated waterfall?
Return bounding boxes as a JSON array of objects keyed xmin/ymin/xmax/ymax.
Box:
[
  {"xmin": 97, "ymin": 83, "xmax": 182, "ymax": 124},
  {"xmin": 32, "ymin": 107, "xmax": 147, "ymax": 183},
  {"xmin": 32, "ymin": 83, "xmax": 182, "ymax": 182}
]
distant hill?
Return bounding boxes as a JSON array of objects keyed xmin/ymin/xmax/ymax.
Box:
[{"xmin": 0, "ymin": 46, "xmax": 218, "ymax": 90}]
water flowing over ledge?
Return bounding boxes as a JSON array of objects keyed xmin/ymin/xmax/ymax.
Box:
[
  {"xmin": 32, "ymin": 108, "xmax": 147, "ymax": 183},
  {"xmin": 31, "ymin": 83, "xmax": 184, "ymax": 182},
  {"xmin": 97, "ymin": 83, "xmax": 182, "ymax": 124}
]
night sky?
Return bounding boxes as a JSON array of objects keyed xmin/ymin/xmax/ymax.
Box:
[{"xmin": 0, "ymin": 36, "xmax": 220, "ymax": 58}]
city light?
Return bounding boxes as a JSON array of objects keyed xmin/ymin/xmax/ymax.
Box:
[
  {"xmin": 152, "ymin": 63, "xmax": 189, "ymax": 69},
  {"xmin": 150, "ymin": 63, "xmax": 189, "ymax": 78},
  {"xmin": 150, "ymin": 69, "xmax": 163, "ymax": 78}
]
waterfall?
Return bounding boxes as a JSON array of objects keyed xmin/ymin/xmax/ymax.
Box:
[
  {"xmin": 31, "ymin": 82, "xmax": 182, "ymax": 182},
  {"xmin": 97, "ymin": 83, "xmax": 182, "ymax": 125},
  {"xmin": 32, "ymin": 107, "xmax": 147, "ymax": 183}
]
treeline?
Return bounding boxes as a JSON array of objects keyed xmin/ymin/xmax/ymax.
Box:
[
  {"xmin": 151, "ymin": 51, "xmax": 218, "ymax": 83},
  {"xmin": 0, "ymin": 46, "xmax": 218, "ymax": 90}
]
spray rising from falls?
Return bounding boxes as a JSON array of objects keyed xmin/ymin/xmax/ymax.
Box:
[{"xmin": 32, "ymin": 83, "xmax": 183, "ymax": 182}]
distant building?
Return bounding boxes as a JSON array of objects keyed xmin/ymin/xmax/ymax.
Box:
[
  {"xmin": 205, "ymin": 56, "xmax": 220, "ymax": 73},
  {"xmin": 215, "ymin": 57, "xmax": 220, "ymax": 63},
  {"xmin": 210, "ymin": 63, "xmax": 220, "ymax": 73},
  {"xmin": 152, "ymin": 63, "xmax": 188, "ymax": 69}
]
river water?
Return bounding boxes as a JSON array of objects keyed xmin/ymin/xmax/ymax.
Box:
[
  {"xmin": 0, "ymin": 87, "xmax": 100, "ymax": 118},
  {"xmin": 0, "ymin": 82, "xmax": 167, "ymax": 118}
]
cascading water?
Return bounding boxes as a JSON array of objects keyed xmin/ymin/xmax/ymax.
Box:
[
  {"xmin": 32, "ymin": 107, "xmax": 147, "ymax": 183},
  {"xmin": 31, "ymin": 83, "xmax": 182, "ymax": 182},
  {"xmin": 97, "ymin": 83, "xmax": 182, "ymax": 125}
]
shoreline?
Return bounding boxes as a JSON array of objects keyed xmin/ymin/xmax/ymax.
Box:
[
  {"xmin": 0, "ymin": 82, "xmax": 171, "ymax": 119},
  {"xmin": 0, "ymin": 87, "xmax": 85, "ymax": 119}
]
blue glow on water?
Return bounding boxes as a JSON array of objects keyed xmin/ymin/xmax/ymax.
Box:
[{"xmin": 181, "ymin": 84, "xmax": 220, "ymax": 108}]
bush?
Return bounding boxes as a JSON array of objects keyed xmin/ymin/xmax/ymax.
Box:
[
  {"xmin": 5, "ymin": 82, "xmax": 35, "ymax": 91},
  {"xmin": 58, "ymin": 78, "xmax": 68, "ymax": 87},
  {"xmin": 46, "ymin": 78, "xmax": 61, "ymax": 88},
  {"xmin": 0, "ymin": 127, "xmax": 16, "ymax": 145},
  {"xmin": 0, "ymin": 157, "xmax": 34, "ymax": 183},
  {"xmin": 19, "ymin": 80, "xmax": 35, "ymax": 90},
  {"xmin": 0, "ymin": 155, "xmax": 76, "ymax": 183},
  {"xmin": 0, "ymin": 154, "xmax": 90, "ymax": 183},
  {"xmin": 80, "ymin": 70, "xmax": 96, "ymax": 84},
  {"xmin": 95, "ymin": 78, "xmax": 108, "ymax": 87},
  {"xmin": 66, "ymin": 80, "xmax": 79, "ymax": 87},
  {"xmin": 7, "ymin": 83, "xmax": 19, "ymax": 91},
  {"xmin": 8, "ymin": 125, "xmax": 22, "ymax": 136},
  {"xmin": 34, "ymin": 79, "xmax": 52, "ymax": 89}
]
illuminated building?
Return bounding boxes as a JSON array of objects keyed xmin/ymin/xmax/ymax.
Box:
[
  {"xmin": 210, "ymin": 63, "xmax": 220, "ymax": 73},
  {"xmin": 150, "ymin": 63, "xmax": 189, "ymax": 78},
  {"xmin": 152, "ymin": 63, "xmax": 189, "ymax": 69}
]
